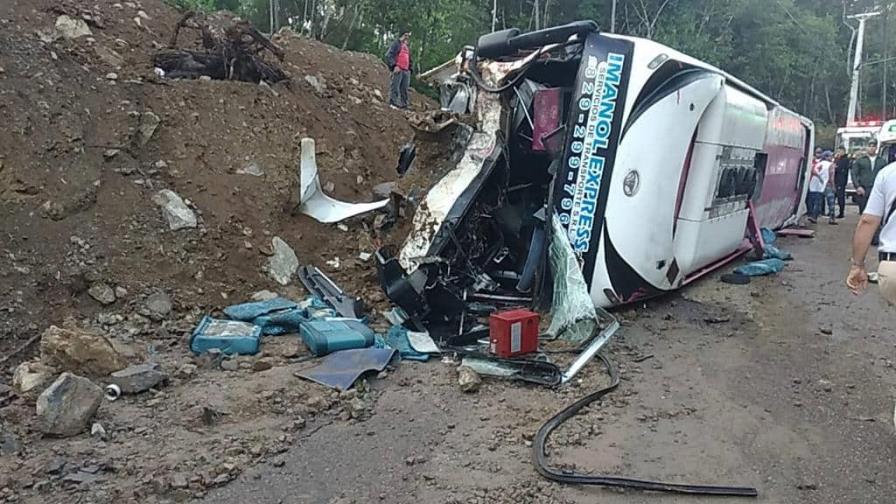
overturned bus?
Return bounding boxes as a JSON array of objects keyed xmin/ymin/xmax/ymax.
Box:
[{"xmin": 378, "ymin": 21, "xmax": 813, "ymax": 328}]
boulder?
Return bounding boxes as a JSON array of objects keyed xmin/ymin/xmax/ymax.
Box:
[
  {"xmin": 36, "ymin": 373, "xmax": 103, "ymax": 437},
  {"xmin": 55, "ymin": 15, "xmax": 92, "ymax": 40},
  {"xmin": 12, "ymin": 360, "xmax": 57, "ymax": 396},
  {"xmin": 152, "ymin": 190, "xmax": 197, "ymax": 230},
  {"xmin": 267, "ymin": 237, "xmax": 298, "ymax": 285},
  {"xmin": 40, "ymin": 325, "xmax": 129, "ymax": 376},
  {"xmin": 108, "ymin": 363, "xmax": 166, "ymax": 394}
]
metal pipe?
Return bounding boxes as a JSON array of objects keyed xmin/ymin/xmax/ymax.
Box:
[{"xmin": 560, "ymin": 306, "xmax": 619, "ymax": 383}]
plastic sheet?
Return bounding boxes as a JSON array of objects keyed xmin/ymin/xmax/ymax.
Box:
[
  {"xmin": 384, "ymin": 326, "xmax": 430, "ymax": 362},
  {"xmin": 734, "ymin": 258, "xmax": 785, "ymax": 277},
  {"xmin": 223, "ymin": 297, "xmax": 304, "ymax": 336},
  {"xmin": 545, "ymin": 215, "xmax": 598, "ymax": 342},
  {"xmin": 223, "ymin": 297, "xmax": 298, "ymax": 320},
  {"xmin": 760, "ymin": 227, "xmax": 792, "ymax": 261}
]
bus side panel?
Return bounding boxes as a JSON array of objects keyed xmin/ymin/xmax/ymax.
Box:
[{"xmin": 754, "ymin": 108, "xmax": 807, "ymax": 228}]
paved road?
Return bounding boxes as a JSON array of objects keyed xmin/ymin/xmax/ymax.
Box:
[{"xmin": 207, "ymin": 213, "xmax": 896, "ymax": 503}]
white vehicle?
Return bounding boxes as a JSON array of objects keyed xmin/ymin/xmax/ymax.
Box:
[
  {"xmin": 377, "ymin": 22, "xmax": 813, "ymax": 316},
  {"xmin": 836, "ymin": 121, "xmax": 881, "ymax": 155},
  {"xmin": 878, "ymin": 119, "xmax": 896, "ymax": 146}
]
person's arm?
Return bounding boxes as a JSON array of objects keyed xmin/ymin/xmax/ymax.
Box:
[
  {"xmin": 385, "ymin": 41, "xmax": 398, "ymax": 71},
  {"xmin": 852, "ymin": 159, "xmax": 868, "ymax": 195},
  {"xmin": 847, "ymin": 179, "xmax": 886, "ymax": 294}
]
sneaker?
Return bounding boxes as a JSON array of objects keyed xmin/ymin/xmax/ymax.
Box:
[
  {"xmin": 837, "ymin": 213, "xmax": 845, "ymax": 219},
  {"xmin": 828, "ymin": 218, "xmax": 838, "ymax": 225},
  {"xmin": 389, "ymin": 104, "xmax": 400, "ymax": 110},
  {"xmin": 869, "ymin": 272, "xmax": 880, "ymax": 284},
  {"xmin": 808, "ymin": 217, "xmax": 817, "ymax": 224}
]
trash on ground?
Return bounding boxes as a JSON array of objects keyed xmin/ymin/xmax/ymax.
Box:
[
  {"xmin": 300, "ymin": 318, "xmax": 375, "ymax": 357},
  {"xmin": 298, "ymin": 265, "xmax": 364, "ymax": 319},
  {"xmin": 734, "ymin": 258, "xmax": 786, "ymax": 277},
  {"xmin": 761, "ymin": 228, "xmax": 793, "ymax": 260},
  {"xmin": 776, "ymin": 228, "xmax": 815, "ymax": 238},
  {"xmin": 720, "ymin": 273, "xmax": 752, "ymax": 285},
  {"xmin": 296, "ymin": 348, "xmax": 396, "ymax": 391},
  {"xmin": 406, "ymin": 330, "xmax": 440, "ymax": 355},
  {"xmin": 153, "ymin": 12, "xmax": 286, "ymax": 84},
  {"xmin": 298, "ymin": 138, "xmax": 389, "ymax": 223},
  {"xmin": 383, "ymin": 326, "xmax": 430, "ymax": 362},
  {"xmin": 488, "ymin": 309, "xmax": 539, "ymax": 358},
  {"xmin": 107, "ymin": 362, "xmax": 167, "ymax": 395},
  {"xmin": 190, "ymin": 316, "xmax": 262, "ymax": 355}
]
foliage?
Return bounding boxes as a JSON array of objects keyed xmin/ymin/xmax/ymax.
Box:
[{"xmin": 171, "ymin": 0, "xmax": 896, "ymax": 131}]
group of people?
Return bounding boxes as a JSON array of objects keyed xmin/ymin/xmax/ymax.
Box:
[{"xmin": 806, "ymin": 141, "xmax": 888, "ymax": 226}]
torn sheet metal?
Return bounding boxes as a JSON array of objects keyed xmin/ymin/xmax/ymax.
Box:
[
  {"xmin": 397, "ymin": 93, "xmax": 504, "ymax": 271},
  {"xmin": 296, "ymin": 347, "xmax": 396, "ymax": 391},
  {"xmin": 298, "ymin": 138, "xmax": 388, "ymax": 223},
  {"xmin": 461, "ymin": 356, "xmax": 561, "ymax": 386}
]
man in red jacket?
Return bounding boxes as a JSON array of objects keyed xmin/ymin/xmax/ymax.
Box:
[{"xmin": 385, "ymin": 31, "xmax": 412, "ymax": 110}]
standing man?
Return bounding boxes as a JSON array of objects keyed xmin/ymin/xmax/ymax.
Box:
[
  {"xmin": 851, "ymin": 140, "xmax": 888, "ymax": 213},
  {"xmin": 846, "ymin": 159, "xmax": 896, "ymax": 305},
  {"xmin": 385, "ymin": 31, "xmax": 412, "ymax": 110},
  {"xmin": 833, "ymin": 146, "xmax": 850, "ymax": 219},
  {"xmin": 807, "ymin": 151, "xmax": 833, "ymax": 224}
]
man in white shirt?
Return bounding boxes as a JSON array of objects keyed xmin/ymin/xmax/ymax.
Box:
[
  {"xmin": 807, "ymin": 151, "xmax": 834, "ymax": 224},
  {"xmin": 847, "ymin": 161, "xmax": 896, "ymax": 304}
]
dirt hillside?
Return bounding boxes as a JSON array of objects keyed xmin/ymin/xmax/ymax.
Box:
[
  {"xmin": 0, "ymin": 1, "xmax": 446, "ymax": 502},
  {"xmin": 0, "ymin": 0, "xmax": 431, "ymax": 353}
]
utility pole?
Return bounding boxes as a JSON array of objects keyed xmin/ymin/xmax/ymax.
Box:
[
  {"xmin": 883, "ymin": 8, "xmax": 889, "ymax": 119},
  {"xmin": 534, "ymin": 0, "xmax": 541, "ymax": 30},
  {"xmin": 492, "ymin": 0, "xmax": 497, "ymax": 32},
  {"xmin": 847, "ymin": 10, "xmax": 881, "ymax": 124},
  {"xmin": 611, "ymin": 0, "xmax": 617, "ymax": 33}
]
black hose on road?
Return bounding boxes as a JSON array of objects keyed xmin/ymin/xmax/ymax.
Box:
[{"xmin": 531, "ymin": 353, "xmax": 759, "ymax": 497}]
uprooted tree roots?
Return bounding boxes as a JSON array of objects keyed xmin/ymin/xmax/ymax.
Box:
[{"xmin": 152, "ymin": 11, "xmax": 288, "ymax": 84}]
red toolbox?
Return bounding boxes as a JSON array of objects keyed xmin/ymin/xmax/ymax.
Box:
[{"xmin": 489, "ymin": 309, "xmax": 539, "ymax": 358}]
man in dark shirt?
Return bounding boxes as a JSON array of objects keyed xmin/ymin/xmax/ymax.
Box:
[{"xmin": 833, "ymin": 146, "xmax": 850, "ymax": 219}]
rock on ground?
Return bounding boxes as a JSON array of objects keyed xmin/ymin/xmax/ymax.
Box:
[
  {"xmin": 268, "ymin": 237, "xmax": 298, "ymax": 285},
  {"xmin": 40, "ymin": 325, "xmax": 129, "ymax": 376},
  {"xmin": 152, "ymin": 189, "xmax": 197, "ymax": 230},
  {"xmin": 12, "ymin": 360, "xmax": 57, "ymax": 395},
  {"xmin": 251, "ymin": 290, "xmax": 279, "ymax": 301},
  {"xmin": 138, "ymin": 111, "xmax": 161, "ymax": 146},
  {"xmin": 108, "ymin": 363, "xmax": 167, "ymax": 394},
  {"xmin": 0, "ymin": 427, "xmax": 22, "ymax": 456},
  {"xmin": 458, "ymin": 366, "xmax": 482, "ymax": 393},
  {"xmin": 36, "ymin": 373, "xmax": 103, "ymax": 437},
  {"xmin": 55, "ymin": 15, "xmax": 92, "ymax": 39},
  {"xmin": 87, "ymin": 282, "xmax": 116, "ymax": 305},
  {"xmin": 141, "ymin": 290, "xmax": 172, "ymax": 321}
]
